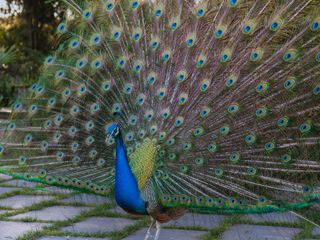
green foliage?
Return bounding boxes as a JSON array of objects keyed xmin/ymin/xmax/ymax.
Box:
[{"xmin": 0, "ymin": 0, "xmax": 65, "ymax": 107}]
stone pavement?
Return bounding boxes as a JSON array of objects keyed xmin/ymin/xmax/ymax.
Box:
[{"xmin": 0, "ymin": 173, "xmax": 318, "ymax": 240}]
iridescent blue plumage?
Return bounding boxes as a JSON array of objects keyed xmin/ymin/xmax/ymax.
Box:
[{"xmin": 108, "ymin": 123, "xmax": 147, "ymax": 215}]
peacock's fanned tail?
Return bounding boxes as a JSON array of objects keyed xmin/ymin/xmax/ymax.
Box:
[{"xmin": 0, "ymin": 0, "xmax": 320, "ymax": 214}]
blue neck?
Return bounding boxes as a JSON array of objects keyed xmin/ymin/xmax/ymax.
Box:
[{"xmin": 114, "ymin": 135, "xmax": 147, "ymax": 215}]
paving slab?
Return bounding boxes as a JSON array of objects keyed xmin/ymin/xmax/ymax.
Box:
[
  {"xmin": 0, "ymin": 195, "xmax": 54, "ymax": 209},
  {"xmin": 61, "ymin": 193, "xmax": 111, "ymax": 205},
  {"xmin": 10, "ymin": 205, "xmax": 92, "ymax": 221},
  {"xmin": 61, "ymin": 217, "xmax": 137, "ymax": 233},
  {"xmin": 221, "ymin": 224, "xmax": 301, "ymax": 240},
  {"xmin": 163, "ymin": 213, "xmax": 225, "ymax": 229},
  {"xmin": 0, "ymin": 221, "xmax": 50, "ymax": 239},
  {"xmin": 0, "ymin": 173, "xmax": 12, "ymax": 180},
  {"xmin": 38, "ymin": 237, "xmax": 109, "ymax": 240},
  {"xmin": 244, "ymin": 212, "xmax": 301, "ymax": 223},
  {"xmin": 123, "ymin": 228, "xmax": 207, "ymax": 240},
  {"xmin": 0, "ymin": 209, "xmax": 12, "ymax": 215},
  {"xmin": 6, "ymin": 179, "xmax": 40, "ymax": 188},
  {"xmin": 42, "ymin": 186, "xmax": 74, "ymax": 194},
  {"xmin": 108, "ymin": 206, "xmax": 128, "ymax": 215},
  {"xmin": 312, "ymin": 227, "xmax": 320, "ymax": 236},
  {"xmin": 0, "ymin": 186, "xmax": 20, "ymax": 194}
]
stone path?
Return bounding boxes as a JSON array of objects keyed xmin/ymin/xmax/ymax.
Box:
[
  {"xmin": 0, "ymin": 175, "xmax": 318, "ymax": 240},
  {"xmin": 221, "ymin": 224, "xmax": 301, "ymax": 240}
]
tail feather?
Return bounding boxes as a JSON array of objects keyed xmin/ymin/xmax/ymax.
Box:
[{"xmin": 0, "ymin": 0, "xmax": 319, "ymax": 213}]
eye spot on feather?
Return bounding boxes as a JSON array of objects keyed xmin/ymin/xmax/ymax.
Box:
[
  {"xmin": 228, "ymin": 103, "xmax": 240, "ymax": 115},
  {"xmin": 45, "ymin": 56, "xmax": 54, "ymax": 65},
  {"xmin": 284, "ymin": 77, "xmax": 298, "ymax": 91},
  {"xmin": 270, "ymin": 18, "xmax": 283, "ymax": 32},
  {"xmin": 43, "ymin": 120, "xmax": 52, "ymax": 129},
  {"xmin": 250, "ymin": 48, "xmax": 264, "ymax": 62},
  {"xmin": 313, "ymin": 85, "xmax": 320, "ymax": 95},
  {"xmin": 90, "ymin": 103, "xmax": 100, "ymax": 114},
  {"xmin": 133, "ymin": 61, "xmax": 143, "ymax": 73},
  {"xmin": 219, "ymin": 125, "xmax": 230, "ymax": 136},
  {"xmin": 56, "ymin": 151, "xmax": 65, "ymax": 162},
  {"xmin": 123, "ymin": 83, "xmax": 133, "ymax": 94},
  {"xmin": 258, "ymin": 196, "xmax": 266, "ymax": 205},
  {"xmin": 91, "ymin": 59, "xmax": 103, "ymax": 69},
  {"xmin": 150, "ymin": 37, "xmax": 160, "ymax": 50},
  {"xmin": 194, "ymin": 157, "xmax": 204, "ymax": 166},
  {"xmin": 193, "ymin": 127, "xmax": 204, "ymax": 137},
  {"xmin": 299, "ymin": 121, "xmax": 312, "ymax": 134},
  {"xmin": 177, "ymin": 70, "xmax": 187, "ymax": 83},
  {"xmin": 169, "ymin": 17, "xmax": 180, "ymax": 31},
  {"xmin": 111, "ymin": 27, "xmax": 122, "ymax": 41},
  {"xmin": 207, "ymin": 143, "xmax": 218, "ymax": 153},
  {"xmin": 283, "ymin": 49, "xmax": 298, "ymax": 62},
  {"xmin": 85, "ymin": 121, "xmax": 95, "ymax": 132},
  {"xmin": 200, "ymin": 106, "xmax": 210, "ymax": 118},
  {"xmin": 310, "ymin": 18, "xmax": 320, "ymax": 31},
  {"xmin": 101, "ymin": 81, "xmax": 111, "ymax": 92},
  {"xmin": 185, "ymin": 34, "xmax": 196, "ymax": 47},
  {"xmin": 83, "ymin": 9, "xmax": 92, "ymax": 20},
  {"xmin": 315, "ymin": 52, "xmax": 320, "ymax": 63},
  {"xmin": 256, "ymin": 81, "xmax": 269, "ymax": 95},
  {"xmin": 178, "ymin": 93, "xmax": 188, "ymax": 105},
  {"xmin": 70, "ymin": 141, "xmax": 79, "ymax": 153},
  {"xmin": 162, "ymin": 50, "xmax": 171, "ymax": 62},
  {"xmin": 8, "ymin": 122, "xmax": 16, "ymax": 131},
  {"xmin": 76, "ymin": 58, "xmax": 87, "ymax": 69},
  {"xmin": 105, "ymin": 1, "xmax": 114, "ymax": 11},
  {"xmin": 144, "ymin": 110, "xmax": 154, "ymax": 121},
  {"xmin": 18, "ymin": 155, "xmax": 27, "ymax": 165},
  {"xmin": 303, "ymin": 185, "xmax": 312, "ymax": 194},
  {"xmin": 155, "ymin": 9, "xmax": 162, "ymax": 17},
  {"xmin": 166, "ymin": 138, "xmax": 175, "ymax": 146},
  {"xmin": 40, "ymin": 141, "xmax": 49, "ymax": 152},
  {"xmin": 214, "ymin": 168, "xmax": 224, "ymax": 177},
  {"xmin": 247, "ymin": 167, "xmax": 257, "ymax": 176},
  {"xmin": 229, "ymin": 0, "xmax": 239, "ymax": 7},
  {"xmin": 182, "ymin": 143, "xmax": 192, "ymax": 151},
  {"xmin": 68, "ymin": 126, "xmax": 77, "ymax": 138},
  {"xmin": 159, "ymin": 132, "xmax": 167, "ymax": 141},
  {"xmin": 174, "ymin": 116, "xmax": 184, "ymax": 127},
  {"xmin": 245, "ymin": 133, "xmax": 256, "ymax": 145},
  {"xmin": 24, "ymin": 134, "xmax": 33, "ymax": 145},
  {"xmin": 57, "ymin": 22, "xmax": 67, "ymax": 33},
  {"xmin": 180, "ymin": 165, "xmax": 189, "ymax": 173},
  {"xmin": 264, "ymin": 141, "xmax": 276, "ymax": 153},
  {"xmin": 200, "ymin": 79, "xmax": 210, "ymax": 92},
  {"xmin": 277, "ymin": 116, "xmax": 289, "ymax": 128},
  {"xmin": 280, "ymin": 154, "xmax": 292, "ymax": 163},
  {"xmin": 131, "ymin": 1, "xmax": 139, "ymax": 9},
  {"xmin": 112, "ymin": 104, "xmax": 122, "ymax": 115},
  {"xmin": 161, "ymin": 108, "xmax": 170, "ymax": 119},
  {"xmin": 136, "ymin": 93, "xmax": 146, "ymax": 106},
  {"xmin": 255, "ymin": 106, "xmax": 268, "ymax": 118},
  {"xmin": 167, "ymin": 152, "xmax": 176, "ymax": 161},
  {"xmin": 150, "ymin": 125, "xmax": 158, "ymax": 135},
  {"xmin": 229, "ymin": 152, "xmax": 240, "ymax": 163}
]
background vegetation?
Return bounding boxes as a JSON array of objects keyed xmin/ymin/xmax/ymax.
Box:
[{"xmin": 0, "ymin": 0, "xmax": 65, "ymax": 107}]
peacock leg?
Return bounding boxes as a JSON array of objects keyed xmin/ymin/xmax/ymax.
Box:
[
  {"xmin": 154, "ymin": 221, "xmax": 161, "ymax": 240},
  {"xmin": 144, "ymin": 217, "xmax": 156, "ymax": 240}
]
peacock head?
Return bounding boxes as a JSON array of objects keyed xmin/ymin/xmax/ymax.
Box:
[{"xmin": 107, "ymin": 123, "xmax": 121, "ymax": 138}]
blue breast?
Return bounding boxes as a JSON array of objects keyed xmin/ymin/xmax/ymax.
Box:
[{"xmin": 114, "ymin": 137, "xmax": 147, "ymax": 215}]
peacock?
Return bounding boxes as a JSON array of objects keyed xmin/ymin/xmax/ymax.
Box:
[{"xmin": 1, "ymin": 0, "xmax": 320, "ymax": 239}]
